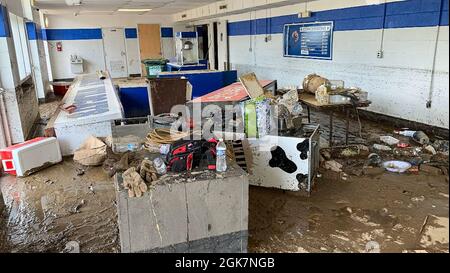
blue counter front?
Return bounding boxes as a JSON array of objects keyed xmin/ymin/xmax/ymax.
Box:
[
  {"xmin": 116, "ymin": 78, "xmax": 150, "ymax": 118},
  {"xmin": 158, "ymin": 70, "xmax": 238, "ymax": 98}
]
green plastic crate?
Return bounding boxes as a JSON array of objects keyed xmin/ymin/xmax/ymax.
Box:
[{"xmin": 142, "ymin": 59, "xmax": 168, "ymax": 78}]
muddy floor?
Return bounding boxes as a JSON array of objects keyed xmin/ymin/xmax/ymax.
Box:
[
  {"xmin": 0, "ymin": 97, "xmax": 448, "ymax": 253},
  {"xmin": 249, "ymin": 110, "xmax": 449, "ymax": 253},
  {"xmin": 0, "ymin": 160, "xmax": 119, "ymax": 253}
]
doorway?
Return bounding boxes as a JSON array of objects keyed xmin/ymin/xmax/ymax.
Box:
[
  {"xmin": 137, "ymin": 24, "xmax": 162, "ymax": 77},
  {"xmin": 205, "ymin": 21, "xmax": 229, "ymax": 71},
  {"xmin": 102, "ymin": 28, "xmax": 128, "ymax": 78}
]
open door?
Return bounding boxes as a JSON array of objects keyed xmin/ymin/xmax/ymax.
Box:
[
  {"xmin": 217, "ymin": 20, "xmax": 229, "ymax": 71},
  {"xmin": 138, "ymin": 24, "xmax": 162, "ymax": 76}
]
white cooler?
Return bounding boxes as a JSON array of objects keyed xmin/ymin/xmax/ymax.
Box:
[{"xmin": 0, "ymin": 137, "xmax": 62, "ymax": 177}]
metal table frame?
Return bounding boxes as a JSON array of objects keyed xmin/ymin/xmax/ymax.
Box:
[{"xmin": 299, "ymin": 93, "xmax": 371, "ymax": 147}]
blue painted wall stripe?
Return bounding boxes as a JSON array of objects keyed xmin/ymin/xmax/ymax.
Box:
[
  {"xmin": 26, "ymin": 22, "xmax": 38, "ymax": 40},
  {"xmin": 45, "ymin": 28, "xmax": 103, "ymax": 40},
  {"xmin": 161, "ymin": 27, "xmax": 174, "ymax": 38},
  {"xmin": 125, "ymin": 28, "xmax": 137, "ymax": 39},
  {"xmin": 0, "ymin": 5, "xmax": 11, "ymax": 38},
  {"xmin": 176, "ymin": 31, "xmax": 197, "ymax": 38},
  {"xmin": 228, "ymin": 0, "xmax": 449, "ymax": 36},
  {"xmin": 43, "ymin": 27, "xmax": 175, "ymax": 40}
]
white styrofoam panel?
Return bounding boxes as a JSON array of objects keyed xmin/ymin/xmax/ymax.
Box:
[{"xmin": 54, "ymin": 74, "xmax": 123, "ymax": 155}]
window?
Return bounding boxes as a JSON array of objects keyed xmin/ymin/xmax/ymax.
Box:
[{"xmin": 9, "ymin": 12, "xmax": 32, "ymax": 81}]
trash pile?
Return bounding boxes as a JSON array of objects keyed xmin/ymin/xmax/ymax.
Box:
[{"xmin": 320, "ymin": 129, "xmax": 449, "ymax": 179}]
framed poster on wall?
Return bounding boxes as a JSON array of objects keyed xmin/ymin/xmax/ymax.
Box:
[{"xmin": 283, "ymin": 21, "xmax": 334, "ymax": 60}]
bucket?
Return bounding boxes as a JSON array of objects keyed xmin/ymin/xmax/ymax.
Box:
[{"xmin": 52, "ymin": 81, "xmax": 72, "ymax": 96}]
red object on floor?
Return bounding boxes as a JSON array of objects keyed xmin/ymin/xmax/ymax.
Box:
[{"xmin": 52, "ymin": 82, "xmax": 72, "ymax": 96}]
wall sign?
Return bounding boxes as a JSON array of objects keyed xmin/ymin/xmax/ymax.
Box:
[{"xmin": 284, "ymin": 21, "xmax": 333, "ymax": 60}]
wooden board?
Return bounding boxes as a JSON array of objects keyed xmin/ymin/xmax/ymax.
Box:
[
  {"xmin": 191, "ymin": 80, "xmax": 275, "ymax": 103},
  {"xmin": 148, "ymin": 78, "xmax": 188, "ymax": 116},
  {"xmin": 138, "ymin": 24, "xmax": 162, "ymax": 76},
  {"xmin": 239, "ymin": 73, "xmax": 265, "ymax": 99}
]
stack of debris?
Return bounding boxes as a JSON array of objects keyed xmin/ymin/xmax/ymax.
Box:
[{"xmin": 319, "ymin": 129, "xmax": 449, "ymax": 180}]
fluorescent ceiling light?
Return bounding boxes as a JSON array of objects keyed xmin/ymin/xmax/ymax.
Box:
[{"xmin": 117, "ymin": 8, "xmax": 152, "ymax": 12}]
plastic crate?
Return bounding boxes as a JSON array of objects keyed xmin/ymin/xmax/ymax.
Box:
[{"xmin": 142, "ymin": 59, "xmax": 168, "ymax": 79}]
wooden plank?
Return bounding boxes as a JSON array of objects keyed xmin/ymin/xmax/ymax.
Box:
[
  {"xmin": 148, "ymin": 78, "xmax": 188, "ymax": 116},
  {"xmin": 239, "ymin": 73, "xmax": 265, "ymax": 99},
  {"xmin": 138, "ymin": 24, "xmax": 162, "ymax": 76},
  {"xmin": 44, "ymin": 108, "xmax": 61, "ymax": 137}
]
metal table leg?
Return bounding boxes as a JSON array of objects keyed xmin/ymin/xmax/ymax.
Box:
[
  {"xmin": 307, "ymin": 106, "xmax": 311, "ymax": 123},
  {"xmin": 329, "ymin": 112, "xmax": 333, "ymax": 148},
  {"xmin": 346, "ymin": 109, "xmax": 350, "ymax": 145}
]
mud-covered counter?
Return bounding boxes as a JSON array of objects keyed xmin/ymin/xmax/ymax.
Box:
[{"xmin": 115, "ymin": 163, "xmax": 249, "ymax": 253}]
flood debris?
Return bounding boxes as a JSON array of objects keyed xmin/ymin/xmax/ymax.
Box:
[
  {"xmin": 76, "ymin": 168, "xmax": 85, "ymax": 176},
  {"xmin": 122, "ymin": 167, "xmax": 149, "ymax": 198},
  {"xmin": 71, "ymin": 199, "xmax": 86, "ymax": 214},
  {"xmin": 45, "ymin": 179, "xmax": 55, "ymax": 185},
  {"xmin": 63, "ymin": 241, "xmax": 80, "ymax": 253},
  {"xmin": 380, "ymin": 136, "xmax": 400, "ymax": 146},
  {"xmin": 324, "ymin": 160, "xmax": 343, "ymax": 173},
  {"xmin": 74, "ymin": 136, "xmax": 107, "ymax": 166},
  {"xmin": 373, "ymin": 144, "xmax": 392, "ymax": 152},
  {"xmin": 395, "ymin": 130, "xmax": 430, "ymax": 145}
]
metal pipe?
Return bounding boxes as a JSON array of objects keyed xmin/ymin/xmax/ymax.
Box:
[{"xmin": 426, "ymin": 0, "xmax": 444, "ymax": 108}]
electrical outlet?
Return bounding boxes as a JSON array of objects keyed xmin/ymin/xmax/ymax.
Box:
[
  {"xmin": 426, "ymin": 100, "xmax": 432, "ymax": 108},
  {"xmin": 377, "ymin": 50, "xmax": 384, "ymax": 59}
]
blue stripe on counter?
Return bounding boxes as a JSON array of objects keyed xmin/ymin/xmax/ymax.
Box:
[
  {"xmin": 161, "ymin": 27, "xmax": 174, "ymax": 38},
  {"xmin": 228, "ymin": 0, "xmax": 449, "ymax": 36},
  {"xmin": 0, "ymin": 5, "xmax": 11, "ymax": 38},
  {"xmin": 125, "ymin": 28, "xmax": 137, "ymax": 39},
  {"xmin": 45, "ymin": 28, "xmax": 102, "ymax": 40}
]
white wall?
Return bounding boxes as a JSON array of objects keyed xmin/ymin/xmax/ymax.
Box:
[
  {"xmin": 189, "ymin": 0, "xmax": 450, "ymax": 129},
  {"xmin": 45, "ymin": 14, "xmax": 175, "ymax": 79}
]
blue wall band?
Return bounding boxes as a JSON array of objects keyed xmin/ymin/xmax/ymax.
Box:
[
  {"xmin": 125, "ymin": 28, "xmax": 137, "ymax": 39},
  {"xmin": 45, "ymin": 28, "xmax": 103, "ymax": 40},
  {"xmin": 228, "ymin": 0, "xmax": 449, "ymax": 36},
  {"xmin": 43, "ymin": 27, "xmax": 175, "ymax": 40},
  {"xmin": 161, "ymin": 27, "xmax": 174, "ymax": 38},
  {"xmin": 19, "ymin": 0, "xmax": 450, "ymax": 40}
]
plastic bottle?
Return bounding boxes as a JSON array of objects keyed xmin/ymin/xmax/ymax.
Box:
[
  {"xmin": 216, "ymin": 139, "xmax": 227, "ymax": 173},
  {"xmin": 153, "ymin": 157, "xmax": 167, "ymax": 175},
  {"xmin": 159, "ymin": 144, "xmax": 171, "ymax": 155}
]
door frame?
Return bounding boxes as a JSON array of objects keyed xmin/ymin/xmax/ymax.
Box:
[{"xmin": 102, "ymin": 27, "xmax": 129, "ymax": 78}]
